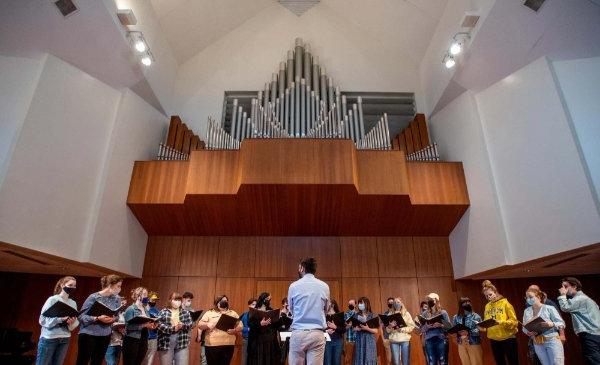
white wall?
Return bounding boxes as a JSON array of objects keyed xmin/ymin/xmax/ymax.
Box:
[
  {"xmin": 429, "ymin": 91, "xmax": 509, "ymax": 277},
  {"xmin": 173, "ymin": 4, "xmax": 424, "ymax": 136},
  {"xmin": 475, "ymin": 56, "xmax": 600, "ymax": 264},
  {"xmin": 552, "ymin": 57, "xmax": 600, "ymax": 208},
  {"xmin": 0, "ymin": 54, "xmax": 167, "ymax": 276},
  {"xmin": 0, "ymin": 55, "xmax": 43, "ymax": 188}
]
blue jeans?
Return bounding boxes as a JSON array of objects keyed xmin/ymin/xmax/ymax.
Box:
[
  {"xmin": 105, "ymin": 345, "xmax": 122, "ymax": 365},
  {"xmin": 533, "ymin": 336, "xmax": 564, "ymax": 365},
  {"xmin": 324, "ymin": 337, "xmax": 343, "ymax": 365},
  {"xmin": 425, "ymin": 336, "xmax": 448, "ymax": 365},
  {"xmin": 390, "ymin": 341, "xmax": 410, "ymax": 365},
  {"xmin": 36, "ymin": 337, "xmax": 70, "ymax": 365}
]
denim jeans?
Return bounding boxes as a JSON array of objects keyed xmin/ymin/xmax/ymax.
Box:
[
  {"xmin": 324, "ymin": 337, "xmax": 344, "ymax": 365},
  {"xmin": 390, "ymin": 341, "xmax": 410, "ymax": 365},
  {"xmin": 533, "ymin": 336, "xmax": 564, "ymax": 365},
  {"xmin": 36, "ymin": 337, "xmax": 70, "ymax": 365},
  {"xmin": 158, "ymin": 334, "xmax": 189, "ymax": 365},
  {"xmin": 425, "ymin": 336, "xmax": 448, "ymax": 365},
  {"xmin": 105, "ymin": 345, "xmax": 122, "ymax": 365}
]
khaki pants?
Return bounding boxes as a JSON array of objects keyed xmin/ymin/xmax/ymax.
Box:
[
  {"xmin": 382, "ymin": 339, "xmax": 392, "ymax": 365},
  {"xmin": 457, "ymin": 342, "xmax": 483, "ymax": 365},
  {"xmin": 289, "ymin": 330, "xmax": 326, "ymax": 365}
]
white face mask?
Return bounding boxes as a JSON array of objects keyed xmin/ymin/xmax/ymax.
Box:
[{"xmin": 172, "ymin": 300, "xmax": 182, "ymax": 309}]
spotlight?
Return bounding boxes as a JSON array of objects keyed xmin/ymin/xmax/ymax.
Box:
[
  {"xmin": 442, "ymin": 54, "xmax": 455, "ymax": 69},
  {"xmin": 141, "ymin": 56, "xmax": 152, "ymax": 66},
  {"xmin": 450, "ymin": 42, "xmax": 462, "ymax": 55},
  {"xmin": 135, "ymin": 40, "xmax": 146, "ymax": 53}
]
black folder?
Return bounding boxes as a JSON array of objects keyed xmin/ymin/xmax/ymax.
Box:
[
  {"xmin": 523, "ymin": 317, "xmax": 546, "ymax": 334},
  {"xmin": 279, "ymin": 314, "xmax": 293, "ymax": 330},
  {"xmin": 215, "ymin": 314, "xmax": 239, "ymax": 331},
  {"xmin": 190, "ymin": 310, "xmax": 203, "ymax": 322},
  {"xmin": 326, "ymin": 312, "xmax": 346, "ymax": 329},
  {"xmin": 346, "ymin": 315, "xmax": 380, "ymax": 329},
  {"xmin": 379, "ymin": 313, "xmax": 407, "ymax": 328},
  {"xmin": 42, "ymin": 301, "xmax": 79, "ymax": 318},
  {"xmin": 417, "ymin": 314, "xmax": 444, "ymax": 325},
  {"xmin": 447, "ymin": 323, "xmax": 471, "ymax": 334},
  {"xmin": 86, "ymin": 301, "xmax": 121, "ymax": 317},
  {"xmin": 249, "ymin": 308, "xmax": 280, "ymax": 322},
  {"xmin": 476, "ymin": 318, "xmax": 498, "ymax": 329},
  {"xmin": 127, "ymin": 316, "xmax": 158, "ymax": 325}
]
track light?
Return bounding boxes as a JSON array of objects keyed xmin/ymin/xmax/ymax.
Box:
[
  {"xmin": 141, "ymin": 51, "xmax": 154, "ymax": 66},
  {"xmin": 443, "ymin": 54, "xmax": 455, "ymax": 69},
  {"xmin": 450, "ymin": 42, "xmax": 462, "ymax": 55},
  {"xmin": 135, "ymin": 40, "xmax": 146, "ymax": 53},
  {"xmin": 127, "ymin": 31, "xmax": 155, "ymax": 67}
]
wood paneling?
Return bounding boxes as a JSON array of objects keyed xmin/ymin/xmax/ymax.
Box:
[
  {"xmin": 341, "ymin": 237, "xmax": 379, "ymax": 277},
  {"xmin": 377, "ymin": 237, "xmax": 416, "ymax": 277},
  {"xmin": 413, "ymin": 237, "xmax": 454, "ymax": 277},
  {"xmin": 405, "ymin": 127, "xmax": 414, "ymax": 154},
  {"xmin": 217, "ymin": 237, "xmax": 257, "ymax": 277},
  {"xmin": 255, "ymin": 237, "xmax": 285, "ymax": 278},
  {"xmin": 415, "ymin": 114, "xmax": 430, "ymax": 147},
  {"xmin": 127, "ymin": 139, "xmax": 469, "ymax": 236},
  {"xmin": 140, "ymin": 276, "xmax": 180, "ymax": 308},
  {"xmin": 179, "ymin": 236, "xmax": 219, "ymax": 276},
  {"xmin": 177, "ymin": 277, "xmax": 216, "ymax": 311},
  {"xmin": 398, "ymin": 131, "xmax": 407, "ymax": 153},
  {"xmin": 416, "ymin": 277, "xmax": 458, "ymax": 308},
  {"xmin": 410, "ymin": 121, "xmax": 422, "ymax": 151},
  {"xmin": 166, "ymin": 116, "xmax": 180, "ymax": 147},
  {"xmin": 256, "ymin": 280, "xmax": 294, "ymax": 306},
  {"xmin": 342, "ymin": 278, "xmax": 383, "ymax": 313},
  {"xmin": 379, "ymin": 277, "xmax": 420, "ymax": 315},
  {"xmin": 215, "ymin": 278, "xmax": 256, "ymax": 316},
  {"xmin": 142, "ymin": 236, "xmax": 183, "ymax": 277}
]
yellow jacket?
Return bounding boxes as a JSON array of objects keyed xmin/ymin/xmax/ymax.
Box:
[
  {"xmin": 385, "ymin": 311, "xmax": 416, "ymax": 343},
  {"xmin": 483, "ymin": 297, "xmax": 519, "ymax": 341}
]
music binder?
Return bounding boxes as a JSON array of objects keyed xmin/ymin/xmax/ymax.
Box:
[
  {"xmin": 326, "ymin": 312, "xmax": 346, "ymax": 329},
  {"xmin": 346, "ymin": 315, "xmax": 380, "ymax": 329},
  {"xmin": 523, "ymin": 317, "xmax": 547, "ymax": 334},
  {"xmin": 476, "ymin": 318, "xmax": 498, "ymax": 328},
  {"xmin": 86, "ymin": 301, "xmax": 121, "ymax": 317},
  {"xmin": 279, "ymin": 314, "xmax": 293, "ymax": 330},
  {"xmin": 42, "ymin": 301, "xmax": 79, "ymax": 318},
  {"xmin": 249, "ymin": 307, "xmax": 280, "ymax": 322},
  {"xmin": 447, "ymin": 323, "xmax": 471, "ymax": 334},
  {"xmin": 417, "ymin": 314, "xmax": 444, "ymax": 325},
  {"xmin": 379, "ymin": 313, "xmax": 407, "ymax": 328},
  {"xmin": 127, "ymin": 316, "xmax": 158, "ymax": 325},
  {"xmin": 215, "ymin": 313, "xmax": 239, "ymax": 331}
]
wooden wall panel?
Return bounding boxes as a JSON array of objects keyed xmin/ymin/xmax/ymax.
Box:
[
  {"xmin": 410, "ymin": 121, "xmax": 422, "ymax": 151},
  {"xmin": 281, "ymin": 237, "xmax": 313, "ymax": 278},
  {"xmin": 399, "ymin": 131, "xmax": 407, "ymax": 153},
  {"xmin": 179, "ymin": 236, "xmax": 219, "ymax": 276},
  {"xmin": 140, "ymin": 276, "xmax": 180, "ymax": 308},
  {"xmin": 413, "ymin": 237, "xmax": 454, "ymax": 277},
  {"xmin": 215, "ymin": 278, "xmax": 256, "ymax": 317},
  {"xmin": 166, "ymin": 116, "xmax": 180, "ymax": 147},
  {"xmin": 415, "ymin": 114, "xmax": 430, "ymax": 147},
  {"xmin": 256, "ymin": 280, "xmax": 294, "ymax": 306},
  {"xmin": 218, "ymin": 236, "xmax": 257, "ymax": 277},
  {"xmin": 255, "ymin": 237, "xmax": 285, "ymax": 278},
  {"xmin": 378, "ymin": 277, "xmax": 420, "ymax": 315},
  {"xmin": 310, "ymin": 237, "xmax": 342, "ymax": 279},
  {"xmin": 340, "ymin": 237, "xmax": 379, "ymax": 277},
  {"xmin": 405, "ymin": 127, "xmax": 414, "ymax": 154},
  {"xmin": 341, "ymin": 278, "xmax": 383, "ymax": 313},
  {"xmin": 177, "ymin": 277, "xmax": 216, "ymax": 310},
  {"xmin": 377, "ymin": 237, "xmax": 416, "ymax": 277},
  {"xmin": 324, "ymin": 280, "xmax": 341, "ymax": 304},
  {"xmin": 416, "ymin": 277, "xmax": 458, "ymax": 309},
  {"xmin": 143, "ymin": 236, "xmax": 183, "ymax": 276}
]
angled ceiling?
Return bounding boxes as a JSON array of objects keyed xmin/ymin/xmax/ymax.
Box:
[{"xmin": 150, "ymin": 0, "xmax": 449, "ymax": 65}]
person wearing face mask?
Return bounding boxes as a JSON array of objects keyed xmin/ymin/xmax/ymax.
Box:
[
  {"xmin": 480, "ymin": 280, "xmax": 518, "ymax": 365},
  {"xmin": 198, "ymin": 295, "xmax": 242, "ymax": 365},
  {"xmin": 418, "ymin": 293, "xmax": 450, "ymax": 365},
  {"xmin": 77, "ymin": 274, "xmax": 123, "ymax": 365},
  {"xmin": 414, "ymin": 301, "xmax": 429, "ymax": 364},
  {"xmin": 349, "ymin": 297, "xmax": 378, "ymax": 365},
  {"xmin": 248, "ymin": 292, "xmax": 281, "ymax": 365},
  {"xmin": 287, "ymin": 257, "xmax": 330, "ymax": 365},
  {"xmin": 123, "ymin": 287, "xmax": 158, "ymax": 365},
  {"xmin": 180, "ymin": 292, "xmax": 196, "ymax": 364},
  {"xmin": 239, "ymin": 298, "xmax": 257, "ymax": 365},
  {"xmin": 157, "ymin": 292, "xmax": 194, "ymax": 365},
  {"xmin": 324, "ymin": 299, "xmax": 346, "ymax": 365},
  {"xmin": 344, "ymin": 298, "xmax": 358, "ymax": 362},
  {"xmin": 36, "ymin": 276, "xmax": 79, "ymax": 365},
  {"xmin": 452, "ymin": 297, "xmax": 483, "ymax": 365},
  {"xmin": 279, "ymin": 297, "xmax": 293, "ymax": 364},
  {"xmin": 105, "ymin": 296, "xmax": 127, "ymax": 365},
  {"xmin": 380, "ymin": 297, "xmax": 395, "ymax": 365},
  {"xmin": 525, "ymin": 285, "xmax": 565, "ymax": 365},
  {"xmin": 385, "ymin": 298, "xmax": 415, "ymax": 365},
  {"xmin": 522, "ymin": 288, "xmax": 565, "ymax": 365},
  {"xmin": 558, "ymin": 277, "xmax": 600, "ymax": 365},
  {"xmin": 142, "ymin": 292, "xmax": 160, "ymax": 365}
]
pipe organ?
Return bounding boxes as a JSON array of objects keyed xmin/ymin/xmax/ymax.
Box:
[{"xmin": 206, "ymin": 38, "xmax": 393, "ymax": 151}]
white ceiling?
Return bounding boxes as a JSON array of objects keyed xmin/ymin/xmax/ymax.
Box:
[{"xmin": 150, "ymin": 0, "xmax": 449, "ymax": 65}]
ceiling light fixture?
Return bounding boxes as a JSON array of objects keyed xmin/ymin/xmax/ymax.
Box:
[
  {"xmin": 127, "ymin": 31, "xmax": 155, "ymax": 67},
  {"xmin": 450, "ymin": 32, "xmax": 471, "ymax": 55},
  {"xmin": 141, "ymin": 51, "xmax": 154, "ymax": 66},
  {"xmin": 443, "ymin": 54, "xmax": 456, "ymax": 69}
]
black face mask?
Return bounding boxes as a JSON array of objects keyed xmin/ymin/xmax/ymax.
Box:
[
  {"xmin": 148, "ymin": 302, "xmax": 157, "ymax": 307},
  {"xmin": 263, "ymin": 299, "xmax": 270, "ymax": 307},
  {"xmin": 63, "ymin": 286, "xmax": 76, "ymax": 295},
  {"xmin": 219, "ymin": 301, "xmax": 229, "ymax": 309},
  {"xmin": 462, "ymin": 304, "xmax": 472, "ymax": 312},
  {"xmin": 348, "ymin": 304, "xmax": 355, "ymax": 311},
  {"xmin": 427, "ymin": 299, "xmax": 435, "ymax": 308},
  {"xmin": 566, "ymin": 294, "xmax": 574, "ymax": 300},
  {"xmin": 387, "ymin": 303, "xmax": 393, "ymax": 309}
]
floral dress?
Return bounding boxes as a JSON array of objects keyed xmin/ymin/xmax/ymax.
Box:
[{"xmin": 353, "ymin": 313, "xmax": 377, "ymax": 365}]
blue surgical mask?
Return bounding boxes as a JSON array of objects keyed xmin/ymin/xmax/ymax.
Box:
[
  {"xmin": 142, "ymin": 297, "xmax": 149, "ymax": 305},
  {"xmin": 358, "ymin": 303, "xmax": 366, "ymax": 311},
  {"xmin": 393, "ymin": 303, "xmax": 402, "ymax": 310},
  {"xmin": 526, "ymin": 297, "xmax": 536, "ymax": 306}
]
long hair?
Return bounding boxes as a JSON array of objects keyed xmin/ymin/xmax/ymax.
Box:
[
  {"xmin": 100, "ymin": 274, "xmax": 122, "ymax": 289},
  {"xmin": 357, "ymin": 297, "xmax": 372, "ymax": 315},
  {"xmin": 457, "ymin": 297, "xmax": 470, "ymax": 318},
  {"xmin": 54, "ymin": 276, "xmax": 76, "ymax": 295},
  {"xmin": 329, "ymin": 299, "xmax": 340, "ymax": 313},
  {"xmin": 394, "ymin": 298, "xmax": 407, "ymax": 315},
  {"xmin": 166, "ymin": 292, "xmax": 183, "ymax": 309},
  {"xmin": 256, "ymin": 292, "xmax": 271, "ymax": 310}
]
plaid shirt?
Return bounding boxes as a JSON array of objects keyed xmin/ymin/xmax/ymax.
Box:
[
  {"xmin": 344, "ymin": 310, "xmax": 356, "ymax": 342},
  {"xmin": 157, "ymin": 308, "xmax": 193, "ymax": 351}
]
